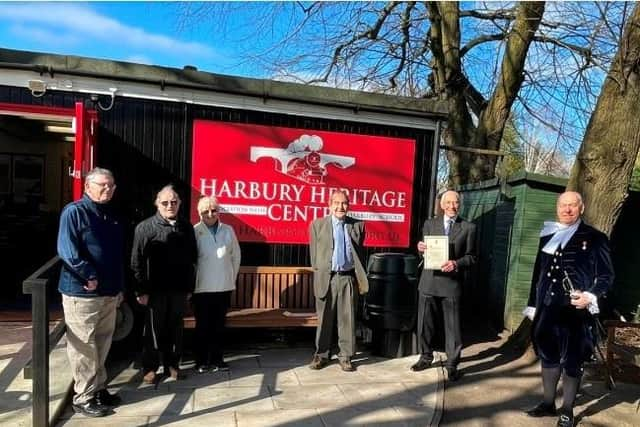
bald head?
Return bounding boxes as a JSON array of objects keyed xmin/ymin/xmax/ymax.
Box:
[{"xmin": 556, "ymin": 191, "xmax": 584, "ymax": 225}]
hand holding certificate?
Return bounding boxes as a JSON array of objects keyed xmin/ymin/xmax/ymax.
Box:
[{"xmin": 424, "ymin": 235, "xmax": 449, "ymax": 270}]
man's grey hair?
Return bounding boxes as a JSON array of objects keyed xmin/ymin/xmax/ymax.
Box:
[
  {"xmin": 85, "ymin": 167, "xmax": 114, "ymax": 184},
  {"xmin": 439, "ymin": 189, "xmax": 462, "ymax": 203}
]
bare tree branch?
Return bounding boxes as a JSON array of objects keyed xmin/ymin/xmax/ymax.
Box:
[
  {"xmin": 460, "ymin": 33, "xmax": 507, "ymax": 57},
  {"xmin": 533, "ymin": 35, "xmax": 593, "ymax": 61},
  {"xmin": 459, "ymin": 8, "xmax": 516, "ymax": 21},
  {"xmin": 389, "ymin": 2, "xmax": 415, "ymax": 88}
]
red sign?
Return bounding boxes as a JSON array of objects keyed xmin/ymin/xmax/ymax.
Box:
[{"xmin": 191, "ymin": 121, "xmax": 415, "ymax": 247}]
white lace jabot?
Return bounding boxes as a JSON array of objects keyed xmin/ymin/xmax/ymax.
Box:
[{"xmin": 540, "ymin": 219, "xmax": 581, "ymax": 255}]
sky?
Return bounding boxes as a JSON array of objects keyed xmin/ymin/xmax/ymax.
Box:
[
  {"xmin": 0, "ymin": 2, "xmax": 264, "ymax": 77},
  {"xmin": 0, "ymin": 1, "xmax": 619, "ymax": 163}
]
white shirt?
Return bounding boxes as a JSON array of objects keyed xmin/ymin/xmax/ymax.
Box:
[{"xmin": 443, "ymin": 216, "xmax": 457, "ymax": 234}]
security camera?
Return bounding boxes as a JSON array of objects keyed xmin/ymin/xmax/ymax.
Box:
[
  {"xmin": 90, "ymin": 94, "xmax": 100, "ymax": 102},
  {"xmin": 27, "ymin": 79, "xmax": 47, "ymax": 97}
]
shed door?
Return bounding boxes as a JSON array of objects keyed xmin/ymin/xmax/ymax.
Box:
[{"xmin": 72, "ymin": 102, "xmax": 98, "ymax": 200}]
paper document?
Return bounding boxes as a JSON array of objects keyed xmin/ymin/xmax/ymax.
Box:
[{"xmin": 424, "ymin": 235, "xmax": 449, "ymax": 270}]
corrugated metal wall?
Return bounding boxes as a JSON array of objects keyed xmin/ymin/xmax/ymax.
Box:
[{"xmin": 0, "ymin": 85, "xmax": 437, "ymax": 268}]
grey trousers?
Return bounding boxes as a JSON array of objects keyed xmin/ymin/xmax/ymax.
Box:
[
  {"xmin": 62, "ymin": 294, "xmax": 118, "ymax": 405},
  {"xmin": 314, "ymin": 273, "xmax": 356, "ymax": 361}
]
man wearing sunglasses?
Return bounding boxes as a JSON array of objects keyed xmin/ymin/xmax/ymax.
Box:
[
  {"xmin": 131, "ymin": 185, "xmax": 197, "ymax": 384},
  {"xmin": 524, "ymin": 191, "xmax": 614, "ymax": 427}
]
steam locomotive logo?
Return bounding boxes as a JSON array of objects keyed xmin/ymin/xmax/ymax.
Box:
[{"xmin": 250, "ymin": 135, "xmax": 355, "ymax": 184}]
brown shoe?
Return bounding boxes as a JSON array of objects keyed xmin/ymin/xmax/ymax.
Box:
[
  {"xmin": 168, "ymin": 367, "xmax": 180, "ymax": 380},
  {"xmin": 308, "ymin": 355, "xmax": 329, "ymax": 370},
  {"xmin": 339, "ymin": 359, "xmax": 355, "ymax": 372},
  {"xmin": 142, "ymin": 370, "xmax": 156, "ymax": 384}
]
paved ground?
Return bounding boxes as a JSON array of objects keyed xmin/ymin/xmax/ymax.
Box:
[
  {"xmin": 55, "ymin": 345, "xmax": 442, "ymax": 427},
  {"xmin": 2, "ymin": 319, "xmax": 638, "ymax": 427},
  {"xmin": 439, "ymin": 325, "xmax": 640, "ymax": 427},
  {"xmin": 0, "ymin": 321, "xmax": 71, "ymax": 427}
]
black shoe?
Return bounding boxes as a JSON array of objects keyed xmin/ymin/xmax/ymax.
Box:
[
  {"xmin": 410, "ymin": 359, "xmax": 433, "ymax": 372},
  {"xmin": 196, "ymin": 365, "xmax": 211, "ymax": 374},
  {"xmin": 525, "ymin": 402, "xmax": 557, "ymax": 417},
  {"xmin": 72, "ymin": 398, "xmax": 108, "ymax": 417},
  {"xmin": 556, "ymin": 410, "xmax": 574, "ymax": 427},
  {"xmin": 446, "ymin": 367, "xmax": 462, "ymax": 382},
  {"xmin": 95, "ymin": 389, "xmax": 121, "ymax": 407},
  {"xmin": 214, "ymin": 361, "xmax": 229, "ymax": 371}
]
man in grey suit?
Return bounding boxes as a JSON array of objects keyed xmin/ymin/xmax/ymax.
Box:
[
  {"xmin": 411, "ymin": 190, "xmax": 476, "ymax": 381},
  {"xmin": 308, "ymin": 190, "xmax": 368, "ymax": 371}
]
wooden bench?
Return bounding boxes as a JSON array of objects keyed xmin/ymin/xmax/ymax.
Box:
[{"xmin": 184, "ymin": 266, "xmax": 317, "ymax": 328}]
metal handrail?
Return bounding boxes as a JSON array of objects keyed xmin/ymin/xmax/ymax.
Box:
[{"xmin": 22, "ymin": 255, "xmax": 63, "ymax": 427}]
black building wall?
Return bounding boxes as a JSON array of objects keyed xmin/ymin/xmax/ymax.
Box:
[{"xmin": 0, "ymin": 85, "xmax": 437, "ymax": 267}]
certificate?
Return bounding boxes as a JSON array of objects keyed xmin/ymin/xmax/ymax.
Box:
[{"xmin": 424, "ymin": 235, "xmax": 449, "ymax": 270}]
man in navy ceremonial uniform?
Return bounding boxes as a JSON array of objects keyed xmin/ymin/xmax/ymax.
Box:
[{"xmin": 524, "ymin": 191, "xmax": 614, "ymax": 427}]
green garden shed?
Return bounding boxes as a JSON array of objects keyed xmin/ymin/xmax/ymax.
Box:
[{"xmin": 457, "ymin": 172, "xmax": 640, "ymax": 333}]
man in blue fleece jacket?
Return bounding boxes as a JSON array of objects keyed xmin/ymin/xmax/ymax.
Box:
[{"xmin": 57, "ymin": 167, "xmax": 124, "ymax": 417}]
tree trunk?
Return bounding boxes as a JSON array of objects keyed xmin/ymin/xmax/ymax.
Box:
[
  {"xmin": 426, "ymin": 3, "xmax": 475, "ymax": 187},
  {"xmin": 429, "ymin": 1, "xmax": 545, "ymax": 186},
  {"xmin": 470, "ymin": 2, "xmax": 545, "ymax": 183},
  {"xmin": 567, "ymin": 3, "xmax": 640, "ymax": 236}
]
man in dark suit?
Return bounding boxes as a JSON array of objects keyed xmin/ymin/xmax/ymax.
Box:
[
  {"xmin": 411, "ymin": 190, "xmax": 477, "ymax": 381},
  {"xmin": 308, "ymin": 190, "xmax": 368, "ymax": 371},
  {"xmin": 524, "ymin": 191, "xmax": 614, "ymax": 427}
]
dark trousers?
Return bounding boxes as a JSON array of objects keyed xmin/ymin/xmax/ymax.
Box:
[
  {"xmin": 533, "ymin": 303, "xmax": 593, "ymax": 377},
  {"xmin": 142, "ymin": 292, "xmax": 187, "ymax": 373},
  {"xmin": 192, "ymin": 291, "xmax": 231, "ymax": 366},
  {"xmin": 417, "ymin": 293, "xmax": 462, "ymax": 369}
]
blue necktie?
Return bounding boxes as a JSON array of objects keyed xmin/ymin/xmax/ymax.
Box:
[
  {"xmin": 335, "ymin": 222, "xmax": 346, "ymax": 270},
  {"xmin": 445, "ymin": 219, "xmax": 454, "ymax": 235}
]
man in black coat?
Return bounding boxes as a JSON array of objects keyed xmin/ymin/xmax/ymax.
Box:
[
  {"xmin": 524, "ymin": 191, "xmax": 614, "ymax": 427},
  {"xmin": 131, "ymin": 185, "xmax": 197, "ymax": 383},
  {"xmin": 411, "ymin": 190, "xmax": 477, "ymax": 381}
]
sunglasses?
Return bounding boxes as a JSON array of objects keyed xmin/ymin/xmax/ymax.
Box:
[
  {"xmin": 200, "ymin": 208, "xmax": 218, "ymax": 216},
  {"xmin": 160, "ymin": 200, "xmax": 179, "ymax": 207}
]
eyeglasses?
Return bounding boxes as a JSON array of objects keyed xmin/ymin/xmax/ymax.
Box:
[
  {"xmin": 160, "ymin": 200, "xmax": 179, "ymax": 207},
  {"xmin": 90, "ymin": 181, "xmax": 116, "ymax": 190},
  {"xmin": 200, "ymin": 208, "xmax": 218, "ymax": 216}
]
